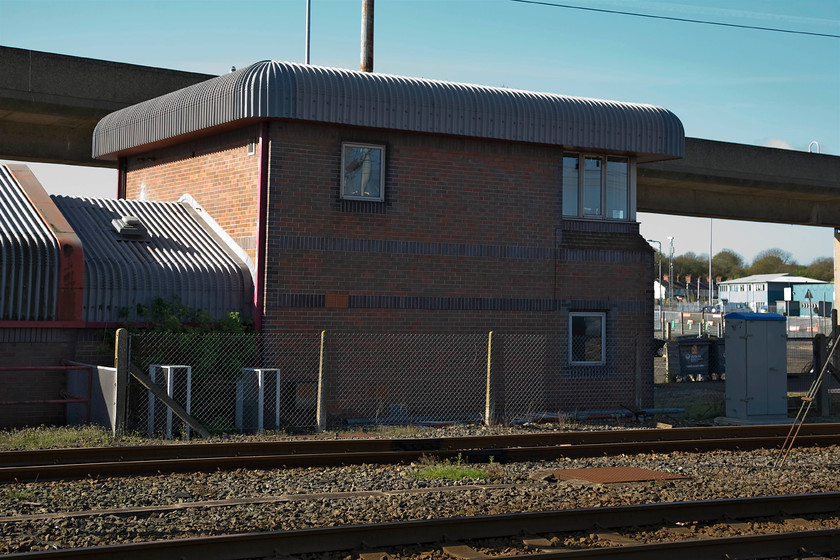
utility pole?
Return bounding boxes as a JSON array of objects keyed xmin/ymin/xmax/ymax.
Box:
[
  {"xmin": 361, "ymin": 0, "xmax": 374, "ymax": 72},
  {"xmin": 305, "ymin": 0, "xmax": 311, "ymax": 64},
  {"xmin": 667, "ymin": 236, "xmax": 675, "ymax": 307}
]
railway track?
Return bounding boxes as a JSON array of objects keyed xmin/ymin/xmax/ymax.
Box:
[
  {"xmin": 3, "ymin": 423, "xmax": 840, "ymax": 481},
  {"xmin": 5, "ymin": 493, "xmax": 840, "ymax": 559}
]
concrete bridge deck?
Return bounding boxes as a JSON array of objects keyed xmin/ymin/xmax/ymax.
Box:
[{"xmin": 2, "ymin": 46, "xmax": 838, "ymax": 228}]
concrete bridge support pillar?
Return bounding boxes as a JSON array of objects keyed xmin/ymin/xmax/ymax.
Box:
[{"xmin": 835, "ymin": 229, "xmax": 840, "ymax": 309}]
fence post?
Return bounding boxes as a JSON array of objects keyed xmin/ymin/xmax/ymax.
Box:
[
  {"xmin": 114, "ymin": 328, "xmax": 130, "ymax": 435},
  {"xmin": 813, "ymin": 334, "xmax": 829, "ymax": 417},
  {"xmin": 484, "ymin": 331, "xmax": 494, "ymax": 426},
  {"xmin": 316, "ymin": 330, "xmax": 327, "ymax": 432}
]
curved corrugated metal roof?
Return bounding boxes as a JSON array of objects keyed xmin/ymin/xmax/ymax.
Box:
[
  {"xmin": 51, "ymin": 196, "xmax": 254, "ymax": 323},
  {"xmin": 0, "ymin": 165, "xmax": 59, "ymax": 320},
  {"xmin": 93, "ymin": 61, "xmax": 684, "ymax": 161}
]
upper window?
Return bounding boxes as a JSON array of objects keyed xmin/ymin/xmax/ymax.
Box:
[
  {"xmin": 569, "ymin": 312, "xmax": 606, "ymax": 365},
  {"xmin": 341, "ymin": 142, "xmax": 385, "ymax": 201},
  {"xmin": 562, "ymin": 153, "xmax": 632, "ymax": 220}
]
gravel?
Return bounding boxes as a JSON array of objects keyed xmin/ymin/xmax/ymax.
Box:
[{"xmin": 2, "ymin": 424, "xmax": 840, "ymax": 554}]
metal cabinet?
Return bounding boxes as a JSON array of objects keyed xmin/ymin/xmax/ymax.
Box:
[{"xmin": 724, "ymin": 313, "xmax": 788, "ymax": 422}]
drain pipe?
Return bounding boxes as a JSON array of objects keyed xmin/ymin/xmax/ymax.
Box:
[{"xmin": 254, "ymin": 122, "xmax": 269, "ymax": 332}]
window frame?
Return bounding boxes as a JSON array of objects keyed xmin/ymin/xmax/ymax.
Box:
[
  {"xmin": 340, "ymin": 142, "xmax": 386, "ymax": 202},
  {"xmin": 562, "ymin": 153, "xmax": 635, "ymax": 221},
  {"xmin": 569, "ymin": 312, "xmax": 606, "ymax": 366}
]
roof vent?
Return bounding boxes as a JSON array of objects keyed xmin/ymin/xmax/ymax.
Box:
[{"xmin": 112, "ymin": 215, "xmax": 149, "ymax": 241}]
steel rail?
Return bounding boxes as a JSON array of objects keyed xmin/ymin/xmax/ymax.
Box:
[
  {"xmin": 3, "ymin": 431, "xmax": 840, "ymax": 482},
  {"xmin": 4, "ymin": 493, "xmax": 840, "ymax": 560},
  {"xmin": 492, "ymin": 530, "xmax": 840, "ymax": 559},
  {"xmin": 4, "ymin": 423, "xmax": 840, "ymax": 465}
]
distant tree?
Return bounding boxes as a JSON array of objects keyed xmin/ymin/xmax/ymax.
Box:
[
  {"xmin": 673, "ymin": 251, "xmax": 708, "ymax": 280},
  {"xmin": 802, "ymin": 257, "xmax": 834, "ymax": 282},
  {"xmin": 747, "ymin": 248, "xmax": 798, "ymax": 275},
  {"xmin": 712, "ymin": 249, "xmax": 745, "ymax": 280}
]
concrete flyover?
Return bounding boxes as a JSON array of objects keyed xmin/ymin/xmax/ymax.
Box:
[
  {"xmin": 2, "ymin": 46, "xmax": 839, "ymax": 230},
  {"xmin": 638, "ymin": 138, "xmax": 840, "ymax": 228},
  {"xmin": 0, "ymin": 46, "xmax": 212, "ymax": 167}
]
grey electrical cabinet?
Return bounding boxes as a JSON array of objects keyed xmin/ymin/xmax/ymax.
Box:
[{"xmin": 724, "ymin": 312, "xmax": 788, "ymax": 422}]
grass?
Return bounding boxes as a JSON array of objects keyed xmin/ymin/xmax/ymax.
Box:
[
  {"xmin": 408, "ymin": 453, "xmax": 500, "ymax": 481},
  {"xmin": 654, "ymin": 382, "xmax": 725, "ymax": 420},
  {"xmin": 0, "ymin": 425, "xmax": 148, "ymax": 451},
  {"xmin": 353, "ymin": 424, "xmax": 428, "ymax": 437},
  {"xmin": 0, "ymin": 423, "xmax": 435, "ymax": 452},
  {"xmin": 5, "ymin": 489, "xmax": 33, "ymax": 500}
]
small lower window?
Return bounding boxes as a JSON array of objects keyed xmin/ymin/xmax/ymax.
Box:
[
  {"xmin": 569, "ymin": 312, "xmax": 605, "ymax": 365},
  {"xmin": 341, "ymin": 142, "xmax": 385, "ymax": 201}
]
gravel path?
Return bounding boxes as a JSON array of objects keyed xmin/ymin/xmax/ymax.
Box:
[{"xmin": 2, "ymin": 428, "xmax": 839, "ymax": 554}]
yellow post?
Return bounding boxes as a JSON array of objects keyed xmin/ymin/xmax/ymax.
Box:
[
  {"xmin": 316, "ymin": 331, "xmax": 326, "ymax": 432},
  {"xmin": 484, "ymin": 331, "xmax": 494, "ymax": 426},
  {"xmin": 114, "ymin": 328, "xmax": 129, "ymax": 435}
]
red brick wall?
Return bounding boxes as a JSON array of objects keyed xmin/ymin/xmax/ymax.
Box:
[
  {"xmin": 0, "ymin": 328, "xmax": 81, "ymax": 428},
  {"xmin": 124, "ymin": 126, "xmax": 261, "ymax": 262},
  {"xmin": 117, "ymin": 120, "xmax": 655, "ymax": 411},
  {"xmin": 258, "ymin": 121, "xmax": 654, "ymax": 410},
  {"xmin": 263, "ymin": 121, "xmax": 562, "ymax": 330}
]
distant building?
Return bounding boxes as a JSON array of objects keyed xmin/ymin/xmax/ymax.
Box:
[
  {"xmin": 660, "ymin": 275, "xmax": 716, "ymax": 305},
  {"xmin": 718, "ymin": 273, "xmax": 833, "ymax": 316}
]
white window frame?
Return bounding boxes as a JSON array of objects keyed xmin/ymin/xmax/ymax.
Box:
[
  {"xmin": 569, "ymin": 312, "xmax": 606, "ymax": 366},
  {"xmin": 341, "ymin": 142, "xmax": 385, "ymax": 202},
  {"xmin": 562, "ymin": 153, "xmax": 635, "ymax": 221}
]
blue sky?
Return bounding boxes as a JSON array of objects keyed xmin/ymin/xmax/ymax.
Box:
[{"xmin": 1, "ymin": 0, "xmax": 838, "ymax": 264}]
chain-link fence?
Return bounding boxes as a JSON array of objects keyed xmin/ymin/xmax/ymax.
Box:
[
  {"xmin": 128, "ymin": 330, "xmax": 647, "ymax": 438},
  {"xmin": 657, "ymin": 311, "xmax": 833, "ymax": 339},
  {"xmin": 129, "ymin": 332, "xmax": 321, "ymax": 436}
]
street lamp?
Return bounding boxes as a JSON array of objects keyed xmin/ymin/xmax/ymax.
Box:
[
  {"xmin": 647, "ymin": 239, "xmax": 663, "ymax": 337},
  {"xmin": 708, "ymin": 219, "xmax": 713, "ymax": 306},
  {"xmin": 667, "ymin": 236, "xmax": 675, "ymax": 306}
]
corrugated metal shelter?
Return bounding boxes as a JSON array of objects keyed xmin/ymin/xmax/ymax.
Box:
[
  {"xmin": 0, "ymin": 165, "xmax": 59, "ymax": 321},
  {"xmin": 93, "ymin": 60, "xmax": 685, "ymax": 162},
  {"xmin": 51, "ymin": 195, "xmax": 254, "ymax": 323},
  {"xmin": 0, "ymin": 164, "xmax": 254, "ymax": 325}
]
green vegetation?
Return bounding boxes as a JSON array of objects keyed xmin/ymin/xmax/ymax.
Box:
[
  {"xmin": 0, "ymin": 425, "xmax": 149, "ymax": 451},
  {"xmin": 116, "ymin": 295, "xmax": 251, "ymax": 334},
  {"xmin": 355, "ymin": 424, "xmax": 427, "ymax": 437},
  {"xmin": 5, "ymin": 489, "xmax": 33, "ymax": 500},
  {"xmin": 653, "ymin": 384, "xmax": 725, "ymax": 421},
  {"xmin": 408, "ymin": 453, "xmax": 499, "ymax": 481},
  {"xmin": 129, "ymin": 296, "xmax": 257, "ymax": 393},
  {"xmin": 653, "ymin": 247, "xmax": 833, "ymax": 285}
]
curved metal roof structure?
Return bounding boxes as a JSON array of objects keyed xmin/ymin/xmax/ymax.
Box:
[
  {"xmin": 51, "ymin": 195, "xmax": 254, "ymax": 323},
  {"xmin": 0, "ymin": 165, "xmax": 59, "ymax": 321},
  {"xmin": 93, "ymin": 61, "xmax": 684, "ymax": 162}
]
